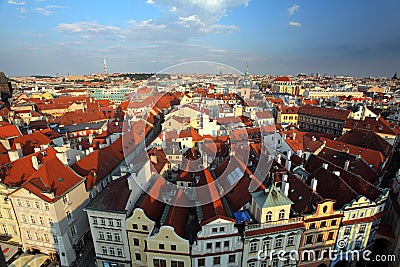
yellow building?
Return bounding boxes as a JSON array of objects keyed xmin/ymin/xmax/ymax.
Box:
[
  {"xmin": 276, "ymin": 106, "xmax": 299, "ymax": 125},
  {"xmin": 0, "ymin": 185, "xmax": 21, "ymax": 244},
  {"xmin": 298, "ymin": 200, "xmax": 342, "ymax": 267}
]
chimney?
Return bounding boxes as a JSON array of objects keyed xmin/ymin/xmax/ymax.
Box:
[
  {"xmin": 333, "ymin": 170, "xmax": 340, "ymax": 176},
  {"xmin": 283, "ymin": 133, "xmax": 287, "ymax": 140},
  {"xmin": 292, "ymin": 132, "xmax": 296, "ymax": 140},
  {"xmin": 311, "ymin": 178, "xmax": 318, "ymax": 192},
  {"xmin": 88, "ymin": 135, "xmax": 93, "ymax": 144},
  {"xmin": 106, "ymin": 138, "xmax": 111, "ymax": 146},
  {"xmin": 32, "ymin": 155, "xmax": 39, "ymax": 170},
  {"xmin": 15, "ymin": 143, "xmax": 22, "ymax": 156},
  {"xmin": 285, "ymin": 160, "xmax": 292, "ymax": 171},
  {"xmin": 311, "ymin": 136, "xmax": 316, "ymax": 141},
  {"xmin": 89, "ymin": 147, "xmax": 94, "ymax": 153},
  {"xmin": 297, "ymin": 149, "xmax": 302, "ymax": 157},
  {"xmin": 276, "ymin": 154, "xmax": 281, "ymax": 164},
  {"xmin": 322, "ymin": 163, "xmax": 329, "ymax": 169},
  {"xmin": 27, "ymin": 129, "xmax": 33, "ymax": 134},
  {"xmin": 78, "ymin": 145, "xmax": 83, "ymax": 151},
  {"xmin": 281, "ymin": 175, "xmax": 289, "ymax": 196},
  {"xmin": 127, "ymin": 173, "xmax": 136, "ymax": 191},
  {"xmin": 76, "ymin": 155, "xmax": 81, "ymax": 162},
  {"xmin": 344, "ymin": 160, "xmax": 350, "ymax": 171},
  {"xmin": 287, "ymin": 150, "xmax": 292, "ymax": 160}
]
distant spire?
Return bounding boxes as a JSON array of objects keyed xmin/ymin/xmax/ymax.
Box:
[
  {"xmin": 392, "ymin": 72, "xmax": 398, "ymax": 80},
  {"xmin": 103, "ymin": 56, "xmax": 107, "ymax": 75}
]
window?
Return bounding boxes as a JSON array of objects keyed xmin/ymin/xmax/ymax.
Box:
[
  {"xmin": 261, "ymin": 261, "xmax": 268, "ymax": 267},
  {"xmin": 44, "ymin": 233, "xmax": 49, "ymax": 242},
  {"xmin": 306, "ymin": 235, "xmax": 313, "ymax": 244},
  {"xmin": 107, "ymin": 232, "xmax": 112, "ymax": 240},
  {"xmin": 159, "ymin": 244, "xmax": 165, "ymax": 250},
  {"xmin": 229, "ymin": 254, "xmax": 235, "ymax": 263},
  {"xmin": 102, "ymin": 246, "xmax": 107, "ymax": 255},
  {"xmin": 21, "ymin": 214, "xmax": 27, "ymax": 223},
  {"xmin": 198, "ymin": 259, "xmax": 205, "ymax": 266},
  {"xmin": 344, "ymin": 226, "xmax": 351, "ymax": 235},
  {"xmin": 116, "ymin": 219, "xmax": 121, "ymax": 227},
  {"xmin": 48, "ymin": 218, "xmax": 54, "ymax": 227},
  {"xmin": 62, "ymin": 195, "xmax": 68, "ymax": 204},
  {"xmin": 317, "ymin": 234, "xmax": 323, "ymax": 243},
  {"xmin": 108, "ymin": 219, "xmax": 113, "ymax": 226},
  {"xmin": 44, "ymin": 203, "xmax": 49, "ymax": 210},
  {"xmin": 35, "ymin": 202, "xmax": 40, "ymax": 209},
  {"xmin": 70, "ymin": 226, "xmax": 76, "ymax": 236},
  {"xmin": 309, "ymin": 223, "xmax": 316, "ymax": 229},
  {"xmin": 25, "ymin": 201, "xmax": 30, "ymax": 208},
  {"xmin": 219, "ymin": 227, "xmax": 225, "ymax": 232},
  {"xmin": 224, "ymin": 241, "xmax": 229, "ymax": 248},
  {"xmin": 135, "ymin": 253, "xmax": 141, "ymax": 261},
  {"xmin": 35, "ymin": 232, "xmax": 41, "ymax": 241},
  {"xmin": 109, "ymin": 247, "xmax": 115, "ymax": 256},
  {"xmin": 99, "ymin": 231, "xmax": 104, "ymax": 240},
  {"xmin": 142, "ymin": 225, "xmax": 148, "ymax": 231},
  {"xmin": 100, "ymin": 218, "xmax": 106, "ymax": 225},
  {"xmin": 39, "ymin": 216, "xmax": 45, "ymax": 225},
  {"xmin": 359, "ymin": 224, "xmax": 366, "ymax": 233},
  {"xmin": 93, "ymin": 217, "xmax": 98, "ymax": 225},
  {"xmin": 17, "ymin": 199, "xmax": 22, "ymax": 207},
  {"xmin": 263, "ymin": 240, "xmax": 271, "ymax": 250},
  {"xmin": 171, "ymin": 245, "xmax": 176, "ymax": 251},
  {"xmin": 153, "ymin": 259, "xmax": 167, "ymax": 267},
  {"xmin": 171, "ymin": 261, "xmax": 184, "ymax": 267},
  {"xmin": 275, "ymin": 238, "xmax": 283, "ymax": 248},
  {"xmin": 213, "ymin": 256, "xmax": 220, "ymax": 265},
  {"xmin": 266, "ymin": 211, "xmax": 272, "ymax": 222},
  {"xmin": 250, "ymin": 242, "xmax": 258, "ymax": 252},
  {"xmin": 327, "ymin": 231, "xmax": 334, "ymax": 240},
  {"xmin": 53, "ymin": 234, "xmax": 58, "ymax": 244},
  {"xmin": 287, "ymin": 236, "xmax": 295, "ymax": 246},
  {"xmin": 272, "ymin": 258, "xmax": 279, "ymax": 267},
  {"xmin": 133, "ymin": 238, "xmax": 139, "ymax": 246},
  {"xmin": 66, "ymin": 211, "xmax": 72, "ymax": 220},
  {"xmin": 206, "ymin": 243, "xmax": 212, "ymax": 250},
  {"xmin": 30, "ymin": 215, "xmax": 36, "ymax": 224},
  {"xmin": 117, "ymin": 248, "xmax": 123, "ymax": 257},
  {"xmin": 278, "ymin": 209, "xmax": 285, "ymax": 220},
  {"xmin": 114, "ymin": 233, "xmax": 120, "ymax": 242},
  {"xmin": 320, "ymin": 221, "xmax": 327, "ymax": 228},
  {"xmin": 132, "ymin": 223, "xmax": 138, "ymax": 229},
  {"xmin": 212, "ymin": 228, "xmax": 218, "ymax": 233},
  {"xmin": 248, "ymin": 262, "xmax": 256, "ymax": 267},
  {"xmin": 215, "ymin": 242, "xmax": 221, "ymax": 249}
]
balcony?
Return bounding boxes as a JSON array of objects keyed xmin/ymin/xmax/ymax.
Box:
[{"xmin": 245, "ymin": 217, "xmax": 303, "ymax": 231}]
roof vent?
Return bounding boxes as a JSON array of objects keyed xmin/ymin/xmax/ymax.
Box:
[{"xmin": 57, "ymin": 177, "xmax": 63, "ymax": 182}]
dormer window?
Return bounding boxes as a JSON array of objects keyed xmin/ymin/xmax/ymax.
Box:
[
  {"xmin": 266, "ymin": 211, "xmax": 273, "ymax": 222},
  {"xmin": 279, "ymin": 210, "xmax": 285, "ymax": 220}
]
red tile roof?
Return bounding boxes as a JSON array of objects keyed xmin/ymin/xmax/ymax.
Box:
[
  {"xmin": 53, "ymin": 110, "xmax": 108, "ymax": 126},
  {"xmin": 274, "ymin": 76, "xmax": 291, "ymax": 82},
  {"xmin": 344, "ymin": 117, "xmax": 399, "ymax": 136},
  {"xmin": 0, "ymin": 125, "xmax": 21, "ymax": 139},
  {"xmin": 299, "ymin": 105, "xmax": 350, "ymax": 121},
  {"xmin": 337, "ymin": 128, "xmax": 392, "ymax": 157},
  {"xmin": 320, "ymin": 137, "xmax": 384, "ymax": 171},
  {"xmin": 11, "ymin": 132, "xmax": 52, "ymax": 156}
]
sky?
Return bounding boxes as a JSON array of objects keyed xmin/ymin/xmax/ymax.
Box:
[{"xmin": 0, "ymin": 0, "xmax": 399, "ymax": 77}]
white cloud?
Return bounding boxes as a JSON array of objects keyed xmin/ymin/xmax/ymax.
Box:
[
  {"xmin": 17, "ymin": 7, "xmax": 28, "ymax": 14},
  {"xmin": 288, "ymin": 4, "xmax": 299, "ymax": 15},
  {"xmin": 8, "ymin": 0, "xmax": 26, "ymax": 5},
  {"xmin": 34, "ymin": 7, "xmax": 52, "ymax": 16},
  {"xmin": 146, "ymin": 0, "xmax": 155, "ymax": 4},
  {"xmin": 289, "ymin": 21, "xmax": 301, "ymax": 27},
  {"xmin": 33, "ymin": 5, "xmax": 66, "ymax": 16}
]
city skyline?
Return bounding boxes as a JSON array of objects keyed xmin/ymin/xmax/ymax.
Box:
[{"xmin": 1, "ymin": 0, "xmax": 400, "ymax": 77}]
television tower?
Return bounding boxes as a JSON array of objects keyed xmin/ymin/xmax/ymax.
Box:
[{"xmin": 103, "ymin": 56, "xmax": 107, "ymax": 75}]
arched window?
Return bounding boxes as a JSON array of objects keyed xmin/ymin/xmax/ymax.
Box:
[
  {"xmin": 266, "ymin": 211, "xmax": 273, "ymax": 222},
  {"xmin": 279, "ymin": 209, "xmax": 285, "ymax": 220}
]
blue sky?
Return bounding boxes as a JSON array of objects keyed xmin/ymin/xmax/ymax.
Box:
[{"xmin": 0, "ymin": 0, "xmax": 399, "ymax": 77}]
